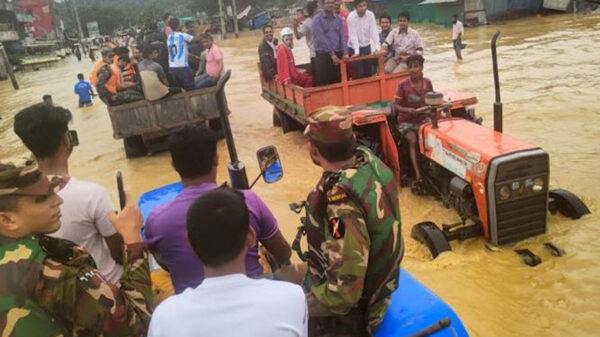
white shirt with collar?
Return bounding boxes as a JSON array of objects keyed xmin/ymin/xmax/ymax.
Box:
[
  {"xmin": 347, "ymin": 9, "xmax": 381, "ymax": 55},
  {"xmin": 148, "ymin": 274, "xmax": 308, "ymax": 337},
  {"xmin": 453, "ymin": 20, "xmax": 464, "ymax": 40}
]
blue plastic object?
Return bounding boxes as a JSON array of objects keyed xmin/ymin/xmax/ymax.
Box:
[
  {"xmin": 138, "ymin": 183, "xmax": 469, "ymax": 337},
  {"xmin": 375, "ymin": 269, "xmax": 469, "ymax": 337}
]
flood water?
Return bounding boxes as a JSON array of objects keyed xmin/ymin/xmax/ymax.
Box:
[{"xmin": 1, "ymin": 13, "xmax": 599, "ymax": 337}]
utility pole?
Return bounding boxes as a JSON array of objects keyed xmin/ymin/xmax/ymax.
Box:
[
  {"xmin": 231, "ymin": 0, "xmax": 239, "ymax": 38},
  {"xmin": 0, "ymin": 44, "xmax": 19, "ymax": 90},
  {"xmin": 70, "ymin": 0, "xmax": 86, "ymax": 52},
  {"xmin": 218, "ymin": 0, "xmax": 226, "ymax": 40}
]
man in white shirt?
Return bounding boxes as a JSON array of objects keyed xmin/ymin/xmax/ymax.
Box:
[
  {"xmin": 382, "ymin": 12, "xmax": 424, "ymax": 73},
  {"xmin": 347, "ymin": 0, "xmax": 380, "ymax": 78},
  {"xmin": 167, "ymin": 18, "xmax": 202, "ymax": 90},
  {"xmin": 13, "ymin": 103, "xmax": 124, "ymax": 284},
  {"xmin": 452, "ymin": 14, "xmax": 466, "ymax": 60},
  {"xmin": 149, "ymin": 187, "xmax": 307, "ymax": 337}
]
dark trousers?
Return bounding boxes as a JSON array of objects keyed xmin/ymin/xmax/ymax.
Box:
[
  {"xmin": 349, "ymin": 46, "xmax": 374, "ymax": 79},
  {"xmin": 310, "ymin": 57, "xmax": 316, "ymax": 79},
  {"xmin": 170, "ymin": 67, "xmax": 195, "ymax": 90},
  {"xmin": 314, "ymin": 51, "xmax": 343, "ymax": 87}
]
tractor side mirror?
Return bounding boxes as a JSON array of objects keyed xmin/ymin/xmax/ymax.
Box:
[{"xmin": 256, "ymin": 145, "xmax": 283, "ymax": 184}]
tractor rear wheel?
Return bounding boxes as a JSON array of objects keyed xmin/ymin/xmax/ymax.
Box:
[{"xmin": 123, "ymin": 136, "xmax": 147, "ymax": 159}]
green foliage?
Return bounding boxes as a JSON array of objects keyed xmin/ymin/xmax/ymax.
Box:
[{"xmin": 55, "ymin": 0, "xmax": 295, "ymax": 36}]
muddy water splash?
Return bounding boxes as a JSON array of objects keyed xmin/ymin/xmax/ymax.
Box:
[{"xmin": 1, "ymin": 13, "xmax": 599, "ymax": 337}]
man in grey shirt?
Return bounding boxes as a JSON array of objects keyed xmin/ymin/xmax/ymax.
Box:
[
  {"xmin": 139, "ymin": 45, "xmax": 182, "ymax": 101},
  {"xmin": 294, "ymin": 1, "xmax": 319, "ymax": 78}
]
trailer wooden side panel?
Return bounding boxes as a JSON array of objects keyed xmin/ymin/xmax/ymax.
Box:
[{"xmin": 108, "ymin": 88, "xmax": 225, "ymax": 139}]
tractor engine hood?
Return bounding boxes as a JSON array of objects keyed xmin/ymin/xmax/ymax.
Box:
[{"xmin": 419, "ymin": 118, "xmax": 540, "ymax": 184}]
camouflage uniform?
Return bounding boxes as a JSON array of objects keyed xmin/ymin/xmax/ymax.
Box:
[
  {"xmin": 0, "ymin": 159, "xmax": 153, "ymax": 337},
  {"xmin": 96, "ymin": 65, "xmax": 143, "ymax": 106},
  {"xmin": 303, "ymin": 107, "xmax": 404, "ymax": 336}
]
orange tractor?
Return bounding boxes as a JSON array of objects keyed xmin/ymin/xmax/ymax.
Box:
[{"xmin": 409, "ymin": 32, "xmax": 590, "ymax": 261}]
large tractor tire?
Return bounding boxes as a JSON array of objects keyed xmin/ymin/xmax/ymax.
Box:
[
  {"xmin": 123, "ymin": 136, "xmax": 147, "ymax": 159},
  {"xmin": 273, "ymin": 107, "xmax": 282, "ymax": 127}
]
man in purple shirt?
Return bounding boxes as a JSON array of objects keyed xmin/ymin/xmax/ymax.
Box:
[
  {"xmin": 144, "ymin": 126, "xmax": 292, "ymax": 294},
  {"xmin": 312, "ymin": 0, "xmax": 349, "ymax": 86}
]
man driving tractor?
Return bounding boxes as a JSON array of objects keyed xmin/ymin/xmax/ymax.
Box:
[{"xmin": 393, "ymin": 54, "xmax": 433, "ymax": 189}]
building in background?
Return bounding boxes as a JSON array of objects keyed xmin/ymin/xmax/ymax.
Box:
[{"xmin": 15, "ymin": 0, "xmax": 59, "ymax": 39}]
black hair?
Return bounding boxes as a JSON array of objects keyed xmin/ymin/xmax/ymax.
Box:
[
  {"xmin": 379, "ymin": 13, "xmax": 392, "ymax": 23},
  {"xmin": 262, "ymin": 24, "xmax": 273, "ymax": 33},
  {"xmin": 353, "ymin": 0, "xmax": 367, "ymax": 7},
  {"xmin": 168, "ymin": 125, "xmax": 218, "ymax": 179},
  {"xmin": 398, "ymin": 11, "xmax": 410, "ymax": 21},
  {"xmin": 406, "ymin": 54, "xmax": 425, "ymax": 67},
  {"xmin": 118, "ymin": 54, "xmax": 130, "ymax": 62},
  {"xmin": 146, "ymin": 21, "xmax": 158, "ymax": 31},
  {"xmin": 201, "ymin": 33, "xmax": 213, "ymax": 41},
  {"xmin": 311, "ymin": 138, "xmax": 355, "ymax": 162},
  {"xmin": 297, "ymin": 8, "xmax": 304, "ymax": 14},
  {"xmin": 14, "ymin": 104, "xmax": 73, "ymax": 159},
  {"xmin": 143, "ymin": 44, "xmax": 159, "ymax": 58},
  {"xmin": 113, "ymin": 46, "xmax": 129, "ymax": 57},
  {"xmin": 101, "ymin": 49, "xmax": 114, "ymax": 58},
  {"xmin": 187, "ymin": 187, "xmax": 249, "ymax": 268},
  {"xmin": 452, "ymin": 14, "xmax": 458, "ymax": 19},
  {"xmin": 77, "ymin": 73, "xmax": 84, "ymax": 80},
  {"xmin": 306, "ymin": 1, "xmax": 318, "ymax": 16},
  {"xmin": 42, "ymin": 94, "xmax": 52, "ymax": 101},
  {"xmin": 169, "ymin": 18, "xmax": 180, "ymax": 31},
  {"xmin": 163, "ymin": 13, "xmax": 171, "ymax": 21}
]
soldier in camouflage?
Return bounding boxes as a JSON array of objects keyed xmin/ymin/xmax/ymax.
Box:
[
  {"xmin": 0, "ymin": 159, "xmax": 153, "ymax": 337},
  {"xmin": 279, "ymin": 106, "xmax": 404, "ymax": 336}
]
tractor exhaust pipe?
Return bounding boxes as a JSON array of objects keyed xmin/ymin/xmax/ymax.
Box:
[{"xmin": 491, "ymin": 31, "xmax": 503, "ymax": 133}]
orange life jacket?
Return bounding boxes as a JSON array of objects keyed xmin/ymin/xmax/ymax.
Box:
[{"xmin": 90, "ymin": 60, "xmax": 117, "ymax": 94}]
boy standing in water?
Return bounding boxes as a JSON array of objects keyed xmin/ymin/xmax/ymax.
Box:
[{"xmin": 74, "ymin": 73, "xmax": 95, "ymax": 107}]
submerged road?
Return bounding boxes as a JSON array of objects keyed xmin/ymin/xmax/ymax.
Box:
[{"xmin": 1, "ymin": 12, "xmax": 599, "ymax": 337}]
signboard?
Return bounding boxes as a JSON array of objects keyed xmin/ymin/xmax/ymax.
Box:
[
  {"xmin": 543, "ymin": 0, "xmax": 571, "ymax": 11},
  {"xmin": 86, "ymin": 21, "xmax": 100, "ymax": 38}
]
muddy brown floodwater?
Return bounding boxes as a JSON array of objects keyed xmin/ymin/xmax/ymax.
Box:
[{"xmin": 1, "ymin": 13, "xmax": 599, "ymax": 337}]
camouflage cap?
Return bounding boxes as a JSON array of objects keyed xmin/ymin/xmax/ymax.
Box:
[
  {"xmin": 304, "ymin": 105, "xmax": 353, "ymax": 143},
  {"xmin": 0, "ymin": 159, "xmax": 60, "ymax": 196}
]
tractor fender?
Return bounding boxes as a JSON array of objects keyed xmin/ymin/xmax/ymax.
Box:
[
  {"xmin": 411, "ymin": 222, "xmax": 452, "ymax": 259},
  {"xmin": 548, "ymin": 189, "xmax": 591, "ymax": 219}
]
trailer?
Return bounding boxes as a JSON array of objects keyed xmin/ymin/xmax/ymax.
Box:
[
  {"xmin": 107, "ymin": 87, "xmax": 227, "ymax": 158},
  {"xmin": 259, "ymin": 54, "xmax": 478, "ymax": 132}
]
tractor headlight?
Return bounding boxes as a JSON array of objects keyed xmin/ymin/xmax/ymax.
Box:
[
  {"xmin": 532, "ymin": 177, "xmax": 544, "ymax": 193},
  {"xmin": 499, "ymin": 185, "xmax": 511, "ymax": 201}
]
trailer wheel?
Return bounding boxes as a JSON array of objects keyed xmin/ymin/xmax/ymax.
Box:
[
  {"xmin": 548, "ymin": 189, "xmax": 591, "ymax": 219},
  {"xmin": 411, "ymin": 221, "xmax": 452, "ymax": 259},
  {"xmin": 280, "ymin": 111, "xmax": 303, "ymax": 134},
  {"xmin": 123, "ymin": 136, "xmax": 147, "ymax": 159},
  {"xmin": 273, "ymin": 108, "xmax": 282, "ymax": 127}
]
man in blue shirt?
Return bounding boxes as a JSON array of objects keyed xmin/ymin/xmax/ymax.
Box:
[
  {"xmin": 312, "ymin": 0, "xmax": 348, "ymax": 86},
  {"xmin": 74, "ymin": 73, "xmax": 95, "ymax": 107}
]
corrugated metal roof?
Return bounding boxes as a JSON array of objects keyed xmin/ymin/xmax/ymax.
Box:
[{"xmin": 419, "ymin": 0, "xmax": 458, "ymax": 5}]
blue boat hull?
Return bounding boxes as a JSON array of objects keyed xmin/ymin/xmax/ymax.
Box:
[{"xmin": 139, "ymin": 183, "xmax": 469, "ymax": 337}]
